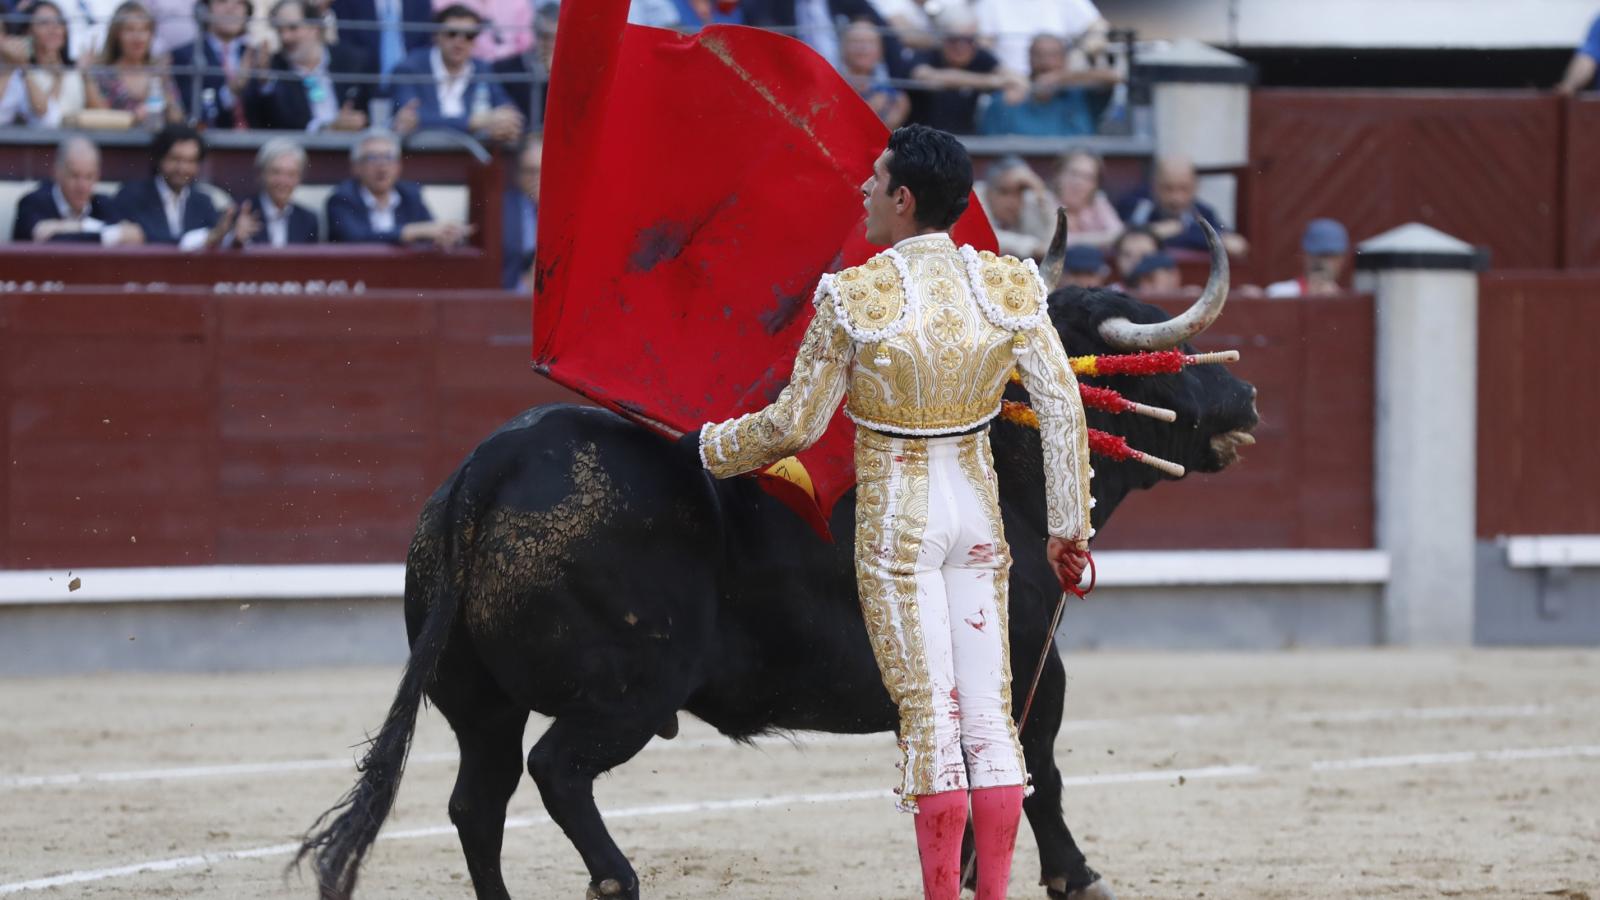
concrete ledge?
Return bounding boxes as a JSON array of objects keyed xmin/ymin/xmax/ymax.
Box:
[
  {"xmin": 1504, "ymin": 535, "xmax": 1600, "ymax": 569},
  {"xmin": 0, "ymin": 565, "xmax": 405, "ymax": 605},
  {"xmin": 1091, "ymin": 550, "xmax": 1389, "ymax": 586},
  {"xmin": 0, "ymin": 551, "xmax": 1388, "ymax": 606}
]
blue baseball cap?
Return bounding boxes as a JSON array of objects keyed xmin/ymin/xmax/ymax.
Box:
[
  {"xmin": 1127, "ymin": 251, "xmax": 1176, "ymax": 282},
  {"xmin": 1302, "ymin": 218, "xmax": 1349, "ymax": 256}
]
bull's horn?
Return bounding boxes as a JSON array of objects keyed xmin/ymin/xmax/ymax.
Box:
[
  {"xmin": 1040, "ymin": 207, "xmax": 1069, "ymax": 290},
  {"xmin": 1098, "ymin": 217, "xmax": 1231, "ymax": 351}
]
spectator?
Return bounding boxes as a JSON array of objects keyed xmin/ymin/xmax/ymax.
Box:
[
  {"xmin": 501, "ymin": 131, "xmax": 538, "ymax": 289},
  {"xmin": 1053, "ymin": 147, "xmax": 1120, "ymax": 247},
  {"xmin": 12, "ymin": 134, "xmax": 143, "ymax": 243},
  {"xmin": 973, "ymin": 0, "xmax": 1107, "ymax": 78},
  {"xmin": 908, "ymin": 3, "xmax": 1022, "ymax": 134},
  {"xmin": 1117, "ymin": 154, "xmax": 1249, "ymax": 256},
  {"xmin": 148, "ymin": 0, "xmax": 198, "ymax": 56},
  {"xmin": 170, "ymin": 0, "xmax": 263, "ymax": 128},
  {"xmin": 871, "ymin": 0, "xmax": 940, "ymax": 51},
  {"xmin": 326, "ymin": 128, "xmax": 472, "ymax": 245},
  {"xmin": 981, "ymin": 32, "xmax": 1114, "ymax": 136},
  {"xmin": 490, "ymin": 0, "xmax": 554, "ymax": 128},
  {"xmin": 389, "ymin": 4, "xmax": 520, "ymax": 142},
  {"xmin": 434, "ymin": 0, "xmax": 531, "ymax": 62},
  {"xmin": 247, "ymin": 0, "xmax": 370, "ymax": 130},
  {"xmin": 235, "ymin": 137, "xmax": 319, "ymax": 245},
  {"xmin": 976, "ymin": 154, "xmax": 1054, "ymax": 259},
  {"xmin": 1266, "ymin": 218, "xmax": 1349, "ymax": 298},
  {"xmin": 627, "ymin": 0, "xmax": 679, "ymax": 28},
  {"xmin": 1108, "ymin": 225, "xmax": 1156, "ymax": 288},
  {"xmin": 1057, "ymin": 243, "xmax": 1106, "ymax": 289},
  {"xmin": 330, "ymin": 0, "xmax": 431, "ymax": 79},
  {"xmin": 1126, "ymin": 249, "xmax": 1179, "ymax": 295},
  {"xmin": 740, "ymin": 0, "xmax": 898, "ymax": 73},
  {"xmin": 666, "ymin": 0, "xmax": 744, "ymax": 33},
  {"xmin": 85, "ymin": 1, "xmax": 184, "ymax": 126},
  {"xmin": 111, "ymin": 122, "xmax": 243, "ymax": 249},
  {"xmin": 842, "ymin": 18, "xmax": 906, "ymax": 128},
  {"xmin": 12, "ymin": 0, "xmax": 92, "ymax": 127},
  {"xmin": 1556, "ymin": 12, "xmax": 1600, "ymax": 95}
]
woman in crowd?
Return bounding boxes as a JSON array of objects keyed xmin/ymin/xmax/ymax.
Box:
[
  {"xmin": 15, "ymin": 1, "xmax": 91, "ymax": 127},
  {"xmin": 1053, "ymin": 147, "xmax": 1122, "ymax": 248},
  {"xmin": 85, "ymin": 0, "xmax": 182, "ymax": 125}
]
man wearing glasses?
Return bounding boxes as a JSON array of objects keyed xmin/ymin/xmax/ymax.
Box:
[
  {"xmin": 389, "ymin": 4, "xmax": 522, "ymax": 143},
  {"xmin": 326, "ymin": 129, "xmax": 475, "ymax": 246},
  {"xmin": 908, "ymin": 4, "xmax": 1025, "ymax": 134}
]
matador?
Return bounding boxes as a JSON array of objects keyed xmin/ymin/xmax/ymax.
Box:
[{"xmin": 688, "ymin": 125, "xmax": 1094, "ymax": 900}]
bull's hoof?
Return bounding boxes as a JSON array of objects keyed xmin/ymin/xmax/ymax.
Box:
[
  {"xmin": 1044, "ymin": 874, "xmax": 1117, "ymax": 900},
  {"xmin": 585, "ymin": 877, "xmax": 635, "ymax": 899}
]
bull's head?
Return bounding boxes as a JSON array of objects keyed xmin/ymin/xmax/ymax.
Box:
[{"xmin": 1039, "ymin": 212, "xmax": 1260, "ymax": 528}]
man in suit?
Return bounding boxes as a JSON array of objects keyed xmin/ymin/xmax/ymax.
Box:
[
  {"xmin": 171, "ymin": 0, "xmax": 262, "ymax": 129},
  {"xmin": 111, "ymin": 123, "xmax": 241, "ymax": 250},
  {"xmin": 389, "ymin": 4, "xmax": 521, "ymax": 142},
  {"xmin": 248, "ymin": 0, "xmax": 372, "ymax": 131},
  {"xmin": 12, "ymin": 134, "xmax": 144, "ymax": 244},
  {"xmin": 233, "ymin": 136, "xmax": 320, "ymax": 245},
  {"xmin": 325, "ymin": 128, "xmax": 473, "ymax": 245},
  {"xmin": 330, "ymin": 0, "xmax": 431, "ymax": 81},
  {"xmin": 500, "ymin": 132, "xmax": 538, "ymax": 289}
]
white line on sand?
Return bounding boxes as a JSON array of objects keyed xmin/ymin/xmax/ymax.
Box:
[
  {"xmin": 0, "ymin": 703, "xmax": 1560, "ymax": 791},
  {"xmin": 2, "ymin": 744, "xmax": 1597, "ymax": 894}
]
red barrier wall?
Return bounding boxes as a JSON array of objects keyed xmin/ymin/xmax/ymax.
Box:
[
  {"xmin": 2, "ymin": 289, "xmax": 1376, "ymax": 565},
  {"xmin": 1094, "ymin": 293, "xmax": 1376, "ymax": 550},
  {"xmin": 1, "ymin": 288, "xmax": 581, "ymax": 568},
  {"xmin": 1564, "ymin": 97, "xmax": 1600, "ymax": 270},
  {"xmin": 1248, "ymin": 91, "xmax": 1565, "ymax": 281},
  {"xmin": 1477, "ymin": 272, "xmax": 1600, "ymax": 538}
]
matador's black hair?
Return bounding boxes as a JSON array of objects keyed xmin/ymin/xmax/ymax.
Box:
[{"xmin": 885, "ymin": 124, "xmax": 972, "ymax": 231}]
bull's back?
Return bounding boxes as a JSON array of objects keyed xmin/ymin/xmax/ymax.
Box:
[{"xmin": 407, "ymin": 404, "xmax": 724, "ymax": 717}]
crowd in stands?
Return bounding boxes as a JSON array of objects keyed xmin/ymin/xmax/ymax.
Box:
[
  {"xmin": 0, "ymin": 0, "xmax": 1371, "ymax": 299},
  {"xmin": 0, "ymin": 0, "xmax": 1129, "ymax": 138}
]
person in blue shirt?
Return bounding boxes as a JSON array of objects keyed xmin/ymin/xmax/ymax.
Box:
[
  {"xmin": 501, "ymin": 132, "xmax": 539, "ymax": 290},
  {"xmin": 389, "ymin": 4, "xmax": 522, "ymax": 143},
  {"xmin": 1556, "ymin": 13, "xmax": 1600, "ymax": 94},
  {"xmin": 980, "ymin": 33, "xmax": 1106, "ymax": 137}
]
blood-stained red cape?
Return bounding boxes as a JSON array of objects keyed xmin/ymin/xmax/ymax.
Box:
[{"xmin": 532, "ymin": 0, "xmax": 997, "ymax": 538}]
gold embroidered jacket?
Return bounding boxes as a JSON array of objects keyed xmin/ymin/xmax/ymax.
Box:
[{"xmin": 697, "ymin": 233, "xmax": 1094, "ymax": 542}]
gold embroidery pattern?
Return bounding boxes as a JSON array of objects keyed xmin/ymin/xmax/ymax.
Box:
[
  {"xmin": 854, "ymin": 431, "xmax": 936, "ymax": 809},
  {"xmin": 1014, "ymin": 321, "xmax": 1094, "ymax": 541},
  {"xmin": 842, "ymin": 238, "xmax": 1024, "ymax": 435},
  {"xmin": 700, "ymin": 307, "xmax": 853, "ymax": 478},
  {"xmin": 959, "ymin": 435, "xmax": 1030, "ymax": 787}
]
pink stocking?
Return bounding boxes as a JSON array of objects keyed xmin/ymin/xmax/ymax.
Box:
[
  {"xmin": 912, "ymin": 790, "xmax": 969, "ymax": 900},
  {"xmin": 969, "ymin": 785, "xmax": 1025, "ymax": 900}
]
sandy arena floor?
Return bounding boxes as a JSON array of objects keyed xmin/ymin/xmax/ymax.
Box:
[{"xmin": 2, "ymin": 649, "xmax": 1598, "ymax": 899}]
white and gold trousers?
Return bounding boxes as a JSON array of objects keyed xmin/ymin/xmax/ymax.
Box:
[{"xmin": 854, "ymin": 426, "xmax": 1030, "ymax": 812}]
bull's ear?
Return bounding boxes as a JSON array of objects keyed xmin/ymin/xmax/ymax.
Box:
[{"xmin": 1040, "ymin": 207, "xmax": 1069, "ymax": 290}]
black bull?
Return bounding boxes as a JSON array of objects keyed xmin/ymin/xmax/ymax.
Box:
[{"xmin": 298, "ymin": 286, "xmax": 1260, "ymax": 900}]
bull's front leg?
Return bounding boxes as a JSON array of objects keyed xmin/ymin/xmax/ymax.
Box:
[{"xmin": 1019, "ymin": 648, "xmax": 1116, "ymax": 899}]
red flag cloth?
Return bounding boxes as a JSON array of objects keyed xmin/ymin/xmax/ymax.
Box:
[{"xmin": 533, "ymin": 3, "xmax": 997, "ymax": 538}]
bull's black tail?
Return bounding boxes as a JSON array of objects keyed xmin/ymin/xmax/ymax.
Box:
[{"xmin": 292, "ymin": 465, "xmax": 474, "ymax": 899}]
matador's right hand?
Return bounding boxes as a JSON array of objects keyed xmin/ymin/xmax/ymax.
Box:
[{"xmin": 1046, "ymin": 536, "xmax": 1090, "ymax": 593}]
